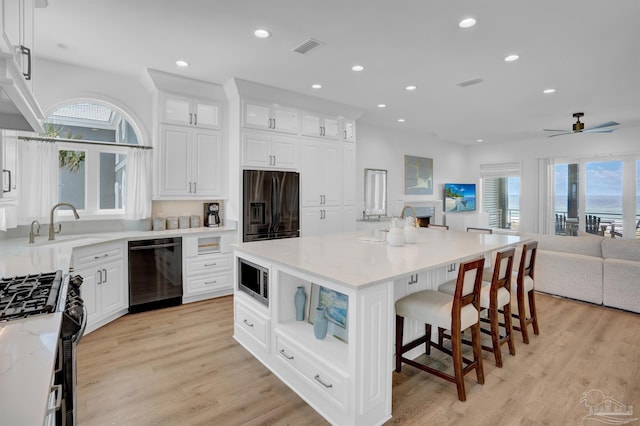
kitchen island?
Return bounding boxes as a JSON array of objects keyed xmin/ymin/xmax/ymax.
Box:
[{"xmin": 233, "ymin": 229, "xmax": 523, "ymax": 425}]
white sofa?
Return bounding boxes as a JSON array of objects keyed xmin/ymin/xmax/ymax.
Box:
[{"xmin": 519, "ymin": 232, "xmax": 640, "ymax": 314}]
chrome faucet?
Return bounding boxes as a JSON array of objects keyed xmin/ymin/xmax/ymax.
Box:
[
  {"xmin": 400, "ymin": 205, "xmax": 418, "ymax": 227},
  {"xmin": 29, "ymin": 220, "xmax": 41, "ymax": 244},
  {"xmin": 49, "ymin": 203, "xmax": 80, "ymax": 240}
]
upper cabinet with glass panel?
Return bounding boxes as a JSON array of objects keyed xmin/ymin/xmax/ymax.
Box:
[{"xmin": 159, "ymin": 92, "xmax": 221, "ymax": 129}]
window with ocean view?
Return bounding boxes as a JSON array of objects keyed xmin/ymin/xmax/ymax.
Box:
[
  {"xmin": 483, "ymin": 176, "xmax": 520, "ymax": 230},
  {"xmin": 554, "ymin": 160, "xmax": 633, "ymax": 237}
]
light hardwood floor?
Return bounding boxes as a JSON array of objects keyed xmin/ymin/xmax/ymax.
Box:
[{"xmin": 77, "ymin": 293, "xmax": 640, "ymax": 425}]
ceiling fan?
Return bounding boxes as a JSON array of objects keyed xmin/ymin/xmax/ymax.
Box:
[{"xmin": 543, "ymin": 112, "xmax": 620, "ymax": 137}]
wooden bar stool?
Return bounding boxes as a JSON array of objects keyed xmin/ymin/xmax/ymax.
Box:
[
  {"xmin": 395, "ymin": 258, "xmax": 485, "ymax": 401},
  {"xmin": 510, "ymin": 241, "xmax": 540, "ymax": 344},
  {"xmin": 439, "ymin": 248, "xmax": 517, "ymax": 367}
]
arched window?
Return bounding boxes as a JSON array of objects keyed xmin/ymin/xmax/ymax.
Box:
[{"xmin": 43, "ymin": 101, "xmax": 144, "ymax": 216}]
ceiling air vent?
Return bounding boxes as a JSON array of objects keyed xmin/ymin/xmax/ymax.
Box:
[
  {"xmin": 456, "ymin": 77, "xmax": 483, "ymax": 88},
  {"xmin": 292, "ymin": 38, "xmax": 324, "ymax": 55}
]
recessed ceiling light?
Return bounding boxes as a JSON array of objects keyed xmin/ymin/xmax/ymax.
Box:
[
  {"xmin": 543, "ymin": 88, "xmax": 556, "ymax": 94},
  {"xmin": 476, "ymin": 139, "xmax": 484, "ymax": 143},
  {"xmin": 398, "ymin": 118, "xmax": 406, "ymax": 123},
  {"xmin": 175, "ymin": 60, "xmax": 190, "ymax": 67},
  {"xmin": 351, "ymin": 65, "xmax": 365, "ymax": 72},
  {"xmin": 458, "ymin": 17, "xmax": 477, "ymax": 29},
  {"xmin": 405, "ymin": 85, "xmax": 417, "ymax": 91},
  {"xmin": 504, "ymin": 54, "xmax": 520, "ymax": 62},
  {"xmin": 311, "ymin": 84, "xmax": 322, "ymax": 89},
  {"xmin": 377, "ymin": 104, "xmax": 387, "ymax": 108},
  {"xmin": 254, "ymin": 29, "xmax": 271, "ymax": 39}
]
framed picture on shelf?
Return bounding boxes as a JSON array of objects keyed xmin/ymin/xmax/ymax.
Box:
[{"xmin": 308, "ymin": 283, "xmax": 348, "ymax": 342}]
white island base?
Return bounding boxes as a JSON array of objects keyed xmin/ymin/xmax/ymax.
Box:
[{"xmin": 233, "ymin": 230, "xmax": 522, "ymax": 425}]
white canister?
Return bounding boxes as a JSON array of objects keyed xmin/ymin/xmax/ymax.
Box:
[
  {"xmin": 190, "ymin": 215, "xmax": 201, "ymax": 228},
  {"xmin": 153, "ymin": 217, "xmax": 166, "ymax": 231},
  {"xmin": 166, "ymin": 216, "xmax": 179, "ymax": 230},
  {"xmin": 139, "ymin": 218, "xmax": 152, "ymax": 231},
  {"xmin": 386, "ymin": 219, "xmax": 404, "ymax": 247},
  {"xmin": 178, "ymin": 216, "xmax": 190, "ymax": 229}
]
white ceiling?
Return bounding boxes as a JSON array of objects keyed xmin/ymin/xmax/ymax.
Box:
[{"xmin": 34, "ymin": 0, "xmax": 640, "ymax": 145}]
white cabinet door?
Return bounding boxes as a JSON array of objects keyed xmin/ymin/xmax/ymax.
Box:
[
  {"xmin": 79, "ymin": 267, "xmax": 99, "ymax": 326},
  {"xmin": 271, "ymin": 137, "xmax": 297, "ymax": 168},
  {"xmin": 300, "ymin": 141, "xmax": 322, "ymax": 207},
  {"xmin": 300, "ymin": 207, "xmax": 323, "ymax": 236},
  {"xmin": 194, "ymin": 101, "xmax": 221, "ymax": 128},
  {"xmin": 1, "ymin": 0, "xmax": 34, "ymax": 83},
  {"xmin": 272, "ymin": 105, "xmax": 299, "ymax": 134},
  {"xmin": 342, "ymin": 119, "xmax": 356, "ymax": 142},
  {"xmin": 301, "ymin": 113, "xmax": 322, "ymax": 137},
  {"xmin": 322, "ymin": 143, "xmax": 341, "ymax": 206},
  {"xmin": 192, "ymin": 129, "xmax": 222, "ymax": 196},
  {"xmin": 99, "ymin": 260, "xmax": 125, "ymax": 318},
  {"xmin": 323, "ymin": 207, "xmax": 342, "ymax": 234},
  {"xmin": 323, "ymin": 117, "xmax": 340, "ymax": 139},
  {"xmin": 158, "ymin": 125, "xmax": 190, "ymax": 197},
  {"xmin": 342, "ymin": 144, "xmax": 355, "ymax": 206},
  {"xmin": 243, "ymin": 100, "xmax": 271, "ymax": 130},
  {"xmin": 1, "ymin": 130, "xmax": 18, "ymax": 202}
]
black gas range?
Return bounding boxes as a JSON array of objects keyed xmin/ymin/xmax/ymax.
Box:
[{"xmin": 0, "ymin": 270, "xmax": 86, "ymax": 426}]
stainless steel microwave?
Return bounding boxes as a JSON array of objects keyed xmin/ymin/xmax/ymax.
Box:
[{"xmin": 238, "ymin": 258, "xmax": 269, "ymax": 306}]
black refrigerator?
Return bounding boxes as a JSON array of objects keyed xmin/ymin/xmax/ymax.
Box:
[{"xmin": 243, "ymin": 170, "xmax": 300, "ymax": 242}]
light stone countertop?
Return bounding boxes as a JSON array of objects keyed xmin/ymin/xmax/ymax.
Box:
[
  {"xmin": 234, "ymin": 229, "xmax": 523, "ymax": 288},
  {"xmin": 0, "ymin": 224, "xmax": 236, "ymax": 425}
]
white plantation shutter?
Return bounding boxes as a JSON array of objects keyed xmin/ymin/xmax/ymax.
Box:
[{"xmin": 480, "ymin": 162, "xmax": 521, "ymax": 229}]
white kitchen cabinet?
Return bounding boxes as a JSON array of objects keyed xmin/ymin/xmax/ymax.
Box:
[
  {"xmin": 1, "ymin": 0, "xmax": 34, "ymax": 85},
  {"xmin": 159, "ymin": 92, "xmax": 221, "ymax": 129},
  {"xmin": 342, "ymin": 119, "xmax": 356, "ymax": 142},
  {"xmin": 0, "ymin": 130, "xmax": 18, "ymax": 203},
  {"xmin": 300, "ymin": 140, "xmax": 341, "ymax": 208},
  {"xmin": 242, "ymin": 99, "xmax": 299, "ymax": 134},
  {"xmin": 183, "ymin": 233, "xmax": 234, "ymax": 303},
  {"xmin": 342, "ymin": 144, "xmax": 355, "ymax": 206},
  {"xmin": 241, "ymin": 132, "xmax": 297, "ymax": 169},
  {"xmin": 300, "ymin": 206, "xmax": 342, "ymax": 237},
  {"xmin": 156, "ymin": 124, "xmax": 222, "ymax": 198},
  {"xmin": 72, "ymin": 241, "xmax": 126, "ymax": 334},
  {"xmin": 301, "ymin": 112, "xmax": 340, "ymax": 140}
]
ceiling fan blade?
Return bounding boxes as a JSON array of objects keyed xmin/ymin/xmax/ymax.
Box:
[
  {"xmin": 584, "ymin": 121, "xmax": 620, "ymax": 130},
  {"xmin": 547, "ymin": 132, "xmax": 574, "ymax": 138},
  {"xmin": 543, "ymin": 128, "xmax": 568, "ymax": 132},
  {"xmin": 583, "ymin": 128, "xmax": 616, "ymax": 134}
]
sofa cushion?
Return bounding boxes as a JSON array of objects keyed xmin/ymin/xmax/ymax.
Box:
[
  {"xmin": 603, "ymin": 258, "xmax": 640, "ymax": 313},
  {"xmin": 520, "ymin": 232, "xmax": 602, "ymax": 258},
  {"xmin": 601, "ymin": 238, "xmax": 640, "ymax": 261},
  {"xmin": 534, "ymin": 249, "xmax": 603, "ymax": 305}
]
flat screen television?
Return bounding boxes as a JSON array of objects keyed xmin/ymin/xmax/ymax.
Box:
[{"xmin": 444, "ymin": 183, "xmax": 476, "ymax": 212}]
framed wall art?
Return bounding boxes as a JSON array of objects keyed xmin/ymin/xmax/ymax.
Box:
[
  {"xmin": 404, "ymin": 155, "xmax": 433, "ymax": 195},
  {"xmin": 308, "ymin": 283, "xmax": 348, "ymax": 342}
]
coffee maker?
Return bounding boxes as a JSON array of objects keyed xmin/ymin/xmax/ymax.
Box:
[{"xmin": 204, "ymin": 202, "xmax": 221, "ymax": 227}]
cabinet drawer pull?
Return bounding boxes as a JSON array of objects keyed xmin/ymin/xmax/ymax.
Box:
[
  {"xmin": 279, "ymin": 349, "xmax": 294, "ymax": 360},
  {"xmin": 204, "ymin": 262, "xmax": 217, "ymax": 267},
  {"xmin": 103, "ymin": 268, "xmax": 107, "ymax": 283},
  {"xmin": 94, "ymin": 253, "xmax": 109, "ymax": 260},
  {"xmin": 273, "ymin": 118, "xmax": 276, "ymax": 129},
  {"xmin": 189, "ymin": 113, "xmax": 193, "ymax": 125},
  {"xmin": 194, "ymin": 113, "xmax": 198, "ymax": 126},
  {"xmin": 243, "ymin": 319, "xmax": 254, "ymax": 327},
  {"xmin": 314, "ymin": 374, "xmax": 333, "ymax": 388},
  {"xmin": 204, "ymin": 280, "xmax": 217, "ymax": 285}
]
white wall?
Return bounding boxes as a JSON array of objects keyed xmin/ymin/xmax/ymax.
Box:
[
  {"xmin": 356, "ymin": 121, "xmax": 467, "ymax": 220},
  {"xmin": 465, "ymin": 126, "xmax": 640, "ymax": 232}
]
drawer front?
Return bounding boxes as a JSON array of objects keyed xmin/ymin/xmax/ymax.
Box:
[
  {"xmin": 235, "ymin": 300, "xmax": 269, "ymax": 350},
  {"xmin": 74, "ymin": 243, "xmax": 123, "ymax": 267},
  {"xmin": 275, "ymin": 335, "xmax": 348, "ymax": 412},
  {"xmin": 187, "ymin": 271, "xmax": 231, "ymax": 293},
  {"xmin": 186, "ymin": 253, "xmax": 231, "ymax": 275}
]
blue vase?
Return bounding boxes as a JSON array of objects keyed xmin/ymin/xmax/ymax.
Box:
[
  {"xmin": 313, "ymin": 307, "xmax": 328, "ymax": 339},
  {"xmin": 294, "ymin": 286, "xmax": 306, "ymax": 321}
]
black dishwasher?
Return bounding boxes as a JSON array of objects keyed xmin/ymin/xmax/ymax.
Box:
[{"xmin": 128, "ymin": 237, "xmax": 182, "ymax": 312}]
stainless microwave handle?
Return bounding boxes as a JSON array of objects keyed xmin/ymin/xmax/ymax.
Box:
[{"xmin": 129, "ymin": 242, "xmax": 180, "ymax": 250}]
